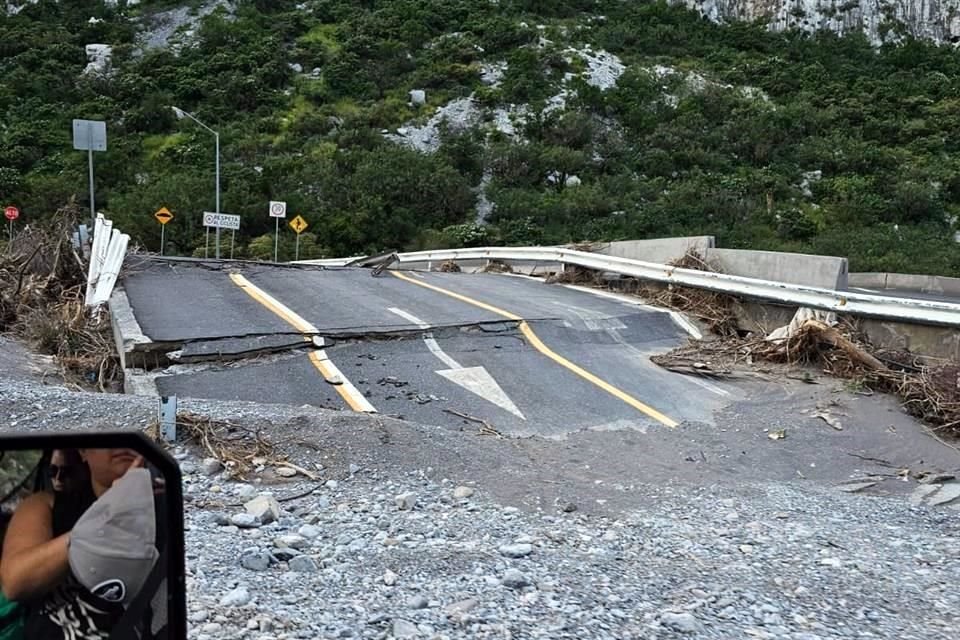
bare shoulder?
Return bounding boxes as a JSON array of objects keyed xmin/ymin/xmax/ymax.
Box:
[
  {"xmin": 13, "ymin": 491, "xmax": 54, "ymax": 517},
  {"xmin": 3, "ymin": 491, "xmax": 55, "ymax": 557}
]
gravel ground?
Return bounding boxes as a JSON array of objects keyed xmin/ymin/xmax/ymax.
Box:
[
  {"xmin": 1, "ymin": 355, "xmax": 959, "ymax": 639},
  {"xmin": 183, "ymin": 464, "xmax": 958, "ymax": 640}
]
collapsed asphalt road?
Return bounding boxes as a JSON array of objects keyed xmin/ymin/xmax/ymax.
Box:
[
  {"xmin": 112, "ymin": 257, "xmax": 960, "ymax": 507},
  {"xmin": 117, "ymin": 258, "xmax": 736, "ymax": 437}
]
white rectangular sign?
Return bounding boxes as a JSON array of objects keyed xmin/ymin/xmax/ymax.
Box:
[
  {"xmin": 72, "ymin": 119, "xmax": 107, "ymax": 152},
  {"xmin": 203, "ymin": 212, "xmax": 241, "ymax": 230},
  {"xmin": 269, "ymin": 200, "xmax": 287, "ymax": 218}
]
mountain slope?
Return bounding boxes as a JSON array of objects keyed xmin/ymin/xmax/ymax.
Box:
[{"xmin": 2, "ymin": 0, "xmax": 960, "ymax": 275}]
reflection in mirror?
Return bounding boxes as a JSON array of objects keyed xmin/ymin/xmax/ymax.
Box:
[{"xmin": 0, "ymin": 445, "xmax": 173, "ymax": 640}]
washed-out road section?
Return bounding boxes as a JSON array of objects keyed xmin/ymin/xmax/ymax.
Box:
[
  {"xmin": 113, "ymin": 257, "xmax": 960, "ymax": 508},
  {"xmin": 118, "ymin": 257, "xmax": 733, "ymax": 437}
]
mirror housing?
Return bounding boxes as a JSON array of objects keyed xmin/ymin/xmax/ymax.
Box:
[{"xmin": 0, "ymin": 431, "xmax": 186, "ymax": 640}]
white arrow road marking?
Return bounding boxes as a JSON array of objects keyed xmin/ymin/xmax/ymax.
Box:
[
  {"xmin": 389, "ymin": 308, "xmax": 459, "ymax": 369},
  {"xmin": 435, "ymin": 367, "xmax": 526, "ymax": 419},
  {"xmin": 388, "ymin": 307, "xmax": 525, "ymax": 419}
]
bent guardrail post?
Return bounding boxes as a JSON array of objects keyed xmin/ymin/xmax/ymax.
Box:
[{"xmin": 84, "ymin": 214, "xmax": 130, "ymax": 308}]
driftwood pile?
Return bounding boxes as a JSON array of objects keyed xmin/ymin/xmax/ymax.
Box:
[
  {"xmin": 636, "ymin": 251, "xmax": 740, "ymax": 336},
  {"xmin": 0, "ymin": 202, "xmax": 120, "ymax": 391},
  {"xmin": 636, "ymin": 252, "xmax": 960, "ymax": 435},
  {"xmin": 545, "ymin": 265, "xmax": 603, "ymax": 285}
]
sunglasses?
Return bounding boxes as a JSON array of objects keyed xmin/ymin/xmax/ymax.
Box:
[{"xmin": 47, "ymin": 464, "xmax": 77, "ymax": 480}]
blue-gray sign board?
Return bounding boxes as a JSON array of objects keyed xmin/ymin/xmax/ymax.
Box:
[{"xmin": 72, "ymin": 119, "xmax": 107, "ymax": 152}]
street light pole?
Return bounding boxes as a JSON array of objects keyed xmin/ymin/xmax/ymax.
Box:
[
  {"xmin": 214, "ymin": 131, "xmax": 221, "ymax": 259},
  {"xmin": 172, "ymin": 106, "xmax": 221, "ymax": 258},
  {"xmin": 215, "ymin": 131, "xmax": 220, "ymax": 215}
]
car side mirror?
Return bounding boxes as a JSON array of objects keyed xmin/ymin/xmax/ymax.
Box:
[{"xmin": 0, "ymin": 431, "xmax": 185, "ymax": 640}]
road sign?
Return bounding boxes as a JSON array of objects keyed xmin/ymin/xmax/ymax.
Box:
[
  {"xmin": 73, "ymin": 119, "xmax": 106, "ymax": 229},
  {"xmin": 289, "ymin": 215, "xmax": 308, "ymax": 234},
  {"xmin": 154, "ymin": 207, "xmax": 174, "ymax": 225},
  {"xmin": 269, "ymin": 201, "xmax": 287, "ymax": 218},
  {"xmin": 4, "ymin": 206, "xmax": 18, "ymax": 221},
  {"xmin": 72, "ymin": 119, "xmax": 107, "ymax": 152},
  {"xmin": 203, "ymin": 212, "xmax": 241, "ymax": 230}
]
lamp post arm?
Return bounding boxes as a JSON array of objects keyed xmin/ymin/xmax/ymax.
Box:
[{"xmin": 176, "ymin": 108, "xmax": 218, "ymax": 136}]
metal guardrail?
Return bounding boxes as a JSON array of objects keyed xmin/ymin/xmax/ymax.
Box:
[
  {"xmin": 301, "ymin": 246, "xmax": 960, "ymax": 327},
  {"xmin": 299, "ymin": 257, "xmax": 359, "ymax": 266},
  {"xmin": 85, "ymin": 214, "xmax": 129, "ymax": 307}
]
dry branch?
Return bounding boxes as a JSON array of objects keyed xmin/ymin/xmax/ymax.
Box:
[
  {"xmin": 482, "ymin": 260, "xmax": 513, "ymax": 274},
  {"xmin": 654, "ymin": 314, "xmax": 960, "ymax": 434},
  {"xmin": 1, "ymin": 201, "xmax": 121, "ymax": 390},
  {"xmin": 148, "ymin": 412, "xmax": 296, "ymax": 480},
  {"xmin": 434, "ymin": 259, "xmax": 461, "ymax": 273}
]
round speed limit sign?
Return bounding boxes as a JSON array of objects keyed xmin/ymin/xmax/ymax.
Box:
[{"xmin": 269, "ymin": 201, "xmax": 287, "ymax": 218}]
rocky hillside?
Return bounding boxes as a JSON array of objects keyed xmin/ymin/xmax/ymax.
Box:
[
  {"xmin": 2, "ymin": 1, "xmax": 960, "ymax": 275},
  {"xmin": 680, "ymin": 0, "xmax": 960, "ymax": 45}
]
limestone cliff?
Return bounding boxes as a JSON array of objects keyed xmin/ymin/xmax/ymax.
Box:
[{"xmin": 676, "ymin": 0, "xmax": 960, "ymax": 44}]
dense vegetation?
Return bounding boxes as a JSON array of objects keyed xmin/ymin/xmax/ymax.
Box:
[{"xmin": 2, "ymin": 0, "xmax": 959, "ymax": 273}]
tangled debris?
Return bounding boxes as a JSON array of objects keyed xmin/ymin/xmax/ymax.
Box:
[
  {"xmin": 482, "ymin": 260, "xmax": 513, "ymax": 274},
  {"xmin": 1, "ymin": 202, "xmax": 85, "ymax": 328},
  {"xmin": 147, "ymin": 412, "xmax": 318, "ymax": 480},
  {"xmin": 635, "ymin": 252, "xmax": 739, "ymax": 336},
  {"xmin": 0, "ymin": 202, "xmax": 120, "ymax": 390},
  {"xmin": 545, "ymin": 250, "xmax": 739, "ymax": 335},
  {"xmin": 545, "ymin": 265, "xmax": 603, "ymax": 285},
  {"xmin": 545, "ymin": 250, "xmax": 960, "ymax": 435},
  {"xmin": 773, "ymin": 320, "xmax": 959, "ymax": 433},
  {"xmin": 434, "ymin": 259, "xmax": 461, "ymax": 273},
  {"xmin": 654, "ymin": 309, "xmax": 960, "ymax": 435}
]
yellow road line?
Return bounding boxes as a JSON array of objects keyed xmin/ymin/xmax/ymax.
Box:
[
  {"xmin": 229, "ymin": 273, "xmax": 376, "ymax": 413},
  {"xmin": 390, "ymin": 271, "xmax": 678, "ymax": 428}
]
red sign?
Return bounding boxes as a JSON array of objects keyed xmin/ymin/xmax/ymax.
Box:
[{"xmin": 4, "ymin": 206, "xmax": 18, "ymax": 221}]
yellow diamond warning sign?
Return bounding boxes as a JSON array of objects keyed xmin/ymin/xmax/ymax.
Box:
[
  {"xmin": 289, "ymin": 215, "xmax": 308, "ymax": 234},
  {"xmin": 154, "ymin": 207, "xmax": 174, "ymax": 225}
]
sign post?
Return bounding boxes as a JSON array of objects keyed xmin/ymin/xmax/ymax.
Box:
[
  {"xmin": 4, "ymin": 205, "xmax": 18, "ymax": 251},
  {"xmin": 289, "ymin": 215, "xmax": 309, "ymax": 261},
  {"xmin": 203, "ymin": 212, "xmax": 240, "ymax": 261},
  {"xmin": 72, "ymin": 119, "xmax": 107, "ymax": 229},
  {"xmin": 154, "ymin": 207, "xmax": 173, "ymax": 256},
  {"xmin": 269, "ymin": 201, "xmax": 287, "ymax": 262}
]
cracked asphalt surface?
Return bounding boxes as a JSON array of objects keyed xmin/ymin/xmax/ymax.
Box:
[
  {"xmin": 112, "ymin": 258, "xmax": 960, "ymax": 501},
  {"xmin": 120, "ymin": 258, "xmax": 734, "ymax": 435}
]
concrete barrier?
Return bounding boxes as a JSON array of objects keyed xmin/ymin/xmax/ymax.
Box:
[
  {"xmin": 108, "ymin": 288, "xmax": 152, "ymax": 370},
  {"xmin": 705, "ymin": 248, "xmax": 848, "ymax": 291},
  {"xmin": 590, "ymin": 237, "xmax": 715, "ymax": 265},
  {"xmin": 860, "ymin": 318, "xmax": 960, "ymax": 361},
  {"xmin": 850, "ymin": 273, "xmax": 960, "ymax": 298}
]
